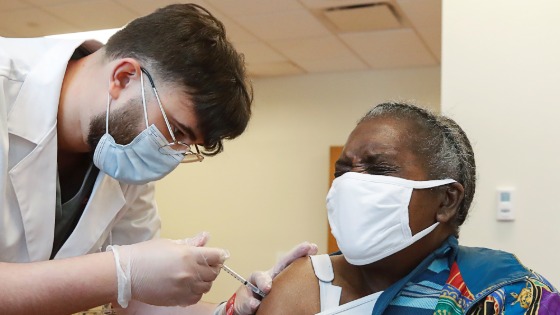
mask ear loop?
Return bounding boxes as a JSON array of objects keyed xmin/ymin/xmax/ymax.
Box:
[
  {"xmin": 140, "ymin": 68, "xmax": 178, "ymax": 144},
  {"xmin": 150, "ymin": 81, "xmax": 178, "ymax": 144},
  {"xmin": 139, "ymin": 70, "xmax": 150, "ymax": 129}
]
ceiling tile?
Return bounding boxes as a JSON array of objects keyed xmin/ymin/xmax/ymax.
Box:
[
  {"xmin": 0, "ymin": 0, "xmax": 442, "ymax": 77},
  {"xmin": 41, "ymin": 0, "xmax": 137, "ymax": 31},
  {"xmin": 270, "ymin": 36, "xmax": 368, "ymax": 73},
  {"xmin": 0, "ymin": 28, "xmax": 20, "ymax": 37},
  {"xmin": 233, "ymin": 41, "xmax": 286, "ymax": 64},
  {"xmin": 397, "ymin": 0, "xmax": 441, "ymax": 60},
  {"xmin": 209, "ymin": 12, "xmax": 260, "ymax": 44},
  {"xmin": 340, "ymin": 28, "xmax": 438, "ymax": 68},
  {"xmin": 324, "ymin": 3, "xmax": 401, "ymax": 32},
  {"xmin": 207, "ymin": 0, "xmax": 303, "ymax": 17},
  {"xmin": 0, "ymin": 0, "xmax": 31, "ymax": 10},
  {"xmin": 247, "ymin": 61, "xmax": 304, "ymax": 77},
  {"xmin": 115, "ymin": 0, "xmax": 212, "ymax": 16},
  {"xmin": 233, "ymin": 9, "xmax": 330, "ymax": 41},
  {"xmin": 116, "ymin": 0, "xmax": 260, "ymax": 44},
  {"xmin": 46, "ymin": 27, "xmax": 120, "ymax": 43},
  {"xmin": 23, "ymin": 0, "xmax": 85, "ymax": 5},
  {"xmin": 300, "ymin": 0, "xmax": 385, "ymax": 10},
  {"xmin": 0, "ymin": 7, "xmax": 77, "ymax": 37}
]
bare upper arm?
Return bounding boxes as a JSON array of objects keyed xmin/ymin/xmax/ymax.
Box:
[{"xmin": 256, "ymin": 256, "xmax": 320, "ymax": 315}]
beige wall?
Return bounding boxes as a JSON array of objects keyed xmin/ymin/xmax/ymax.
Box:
[
  {"xmin": 155, "ymin": 67, "xmax": 441, "ymax": 302},
  {"xmin": 442, "ymin": 1, "xmax": 560, "ymax": 285},
  {"xmin": 156, "ymin": 0, "xmax": 560, "ymax": 300}
]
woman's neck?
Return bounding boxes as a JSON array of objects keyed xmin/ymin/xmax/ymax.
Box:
[{"xmin": 333, "ymin": 231, "xmax": 453, "ymax": 301}]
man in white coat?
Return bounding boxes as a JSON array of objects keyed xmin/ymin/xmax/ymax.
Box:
[{"xmin": 0, "ymin": 3, "xmax": 317, "ymax": 315}]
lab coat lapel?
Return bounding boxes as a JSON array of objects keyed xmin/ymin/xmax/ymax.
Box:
[
  {"xmin": 8, "ymin": 129, "xmax": 58, "ymax": 261},
  {"xmin": 7, "ymin": 39, "xmax": 83, "ymax": 262},
  {"xmin": 54, "ymin": 173, "xmax": 125, "ymax": 259}
]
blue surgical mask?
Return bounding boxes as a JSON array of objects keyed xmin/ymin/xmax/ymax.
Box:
[{"xmin": 93, "ymin": 70, "xmax": 184, "ymax": 185}]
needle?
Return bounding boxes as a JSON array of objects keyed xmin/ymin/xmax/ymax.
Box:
[{"xmin": 221, "ymin": 264, "xmax": 266, "ymax": 298}]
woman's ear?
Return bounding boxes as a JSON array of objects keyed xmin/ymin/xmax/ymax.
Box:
[
  {"xmin": 436, "ymin": 182, "xmax": 465, "ymax": 223},
  {"xmin": 108, "ymin": 58, "xmax": 142, "ymax": 100}
]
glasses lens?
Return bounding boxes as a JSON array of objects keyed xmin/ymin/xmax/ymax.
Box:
[
  {"xmin": 167, "ymin": 142, "xmax": 189, "ymax": 154},
  {"xmin": 181, "ymin": 152, "xmax": 204, "ymax": 163},
  {"xmin": 160, "ymin": 142, "xmax": 204, "ymax": 163}
]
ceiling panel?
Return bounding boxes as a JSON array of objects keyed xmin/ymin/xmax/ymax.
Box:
[
  {"xmin": 270, "ymin": 36, "xmax": 368, "ymax": 73},
  {"xmin": 324, "ymin": 3, "xmax": 401, "ymax": 32},
  {"xmin": 0, "ymin": 0, "xmax": 30, "ymax": 10},
  {"xmin": 398, "ymin": 0, "xmax": 441, "ymax": 60},
  {"xmin": 115, "ymin": 0, "xmax": 259, "ymax": 44},
  {"xmin": 300, "ymin": 0, "xmax": 385, "ymax": 10},
  {"xmin": 247, "ymin": 61, "xmax": 304, "ymax": 77},
  {"xmin": 340, "ymin": 29, "xmax": 438, "ymax": 69},
  {"xmin": 207, "ymin": 0, "xmax": 303, "ymax": 17},
  {"xmin": 0, "ymin": 0, "xmax": 441, "ymax": 77},
  {"xmin": 115, "ymin": 0, "xmax": 211, "ymax": 16},
  {"xmin": 233, "ymin": 42, "xmax": 286, "ymax": 64},
  {"xmin": 232, "ymin": 9, "xmax": 331, "ymax": 41},
  {"xmin": 0, "ymin": 7, "xmax": 77, "ymax": 37},
  {"xmin": 208, "ymin": 11, "xmax": 260, "ymax": 44},
  {"xmin": 40, "ymin": 0, "xmax": 137, "ymax": 31},
  {"xmin": 0, "ymin": 28, "xmax": 19, "ymax": 37},
  {"xmin": 23, "ymin": 0, "xmax": 85, "ymax": 5}
]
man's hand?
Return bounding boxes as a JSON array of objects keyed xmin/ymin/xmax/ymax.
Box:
[
  {"xmin": 216, "ymin": 242, "xmax": 318, "ymax": 315},
  {"xmin": 110, "ymin": 232, "xmax": 229, "ymax": 308}
]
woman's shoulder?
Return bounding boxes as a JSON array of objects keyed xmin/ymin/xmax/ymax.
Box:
[{"xmin": 256, "ymin": 255, "xmax": 323, "ymax": 315}]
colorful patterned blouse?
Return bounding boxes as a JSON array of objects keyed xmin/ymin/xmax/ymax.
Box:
[{"xmin": 369, "ymin": 236, "xmax": 560, "ymax": 314}]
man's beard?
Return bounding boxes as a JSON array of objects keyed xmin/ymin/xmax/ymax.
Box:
[{"xmin": 87, "ymin": 98, "xmax": 144, "ymax": 150}]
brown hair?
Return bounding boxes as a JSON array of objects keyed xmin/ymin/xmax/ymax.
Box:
[{"xmin": 104, "ymin": 3, "xmax": 252, "ymax": 155}]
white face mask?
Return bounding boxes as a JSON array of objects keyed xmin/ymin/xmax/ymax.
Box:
[
  {"xmin": 93, "ymin": 69, "xmax": 185, "ymax": 185},
  {"xmin": 326, "ymin": 172, "xmax": 456, "ymax": 266}
]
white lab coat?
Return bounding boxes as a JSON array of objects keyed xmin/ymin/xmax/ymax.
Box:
[{"xmin": 0, "ymin": 37, "xmax": 160, "ymax": 263}]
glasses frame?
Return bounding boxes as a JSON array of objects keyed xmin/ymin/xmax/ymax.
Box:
[{"xmin": 140, "ymin": 68, "xmax": 204, "ymax": 163}]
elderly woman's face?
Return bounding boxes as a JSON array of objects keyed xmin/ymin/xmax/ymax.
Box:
[{"xmin": 335, "ymin": 116, "xmax": 442, "ymax": 236}]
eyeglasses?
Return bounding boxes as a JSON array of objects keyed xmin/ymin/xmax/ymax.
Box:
[{"xmin": 140, "ymin": 68, "xmax": 204, "ymax": 163}]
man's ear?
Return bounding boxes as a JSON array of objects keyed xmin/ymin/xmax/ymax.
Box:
[
  {"xmin": 108, "ymin": 58, "xmax": 142, "ymax": 100},
  {"xmin": 436, "ymin": 182, "xmax": 465, "ymax": 223}
]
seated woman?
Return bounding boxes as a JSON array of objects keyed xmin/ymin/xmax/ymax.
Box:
[{"xmin": 256, "ymin": 102, "xmax": 560, "ymax": 315}]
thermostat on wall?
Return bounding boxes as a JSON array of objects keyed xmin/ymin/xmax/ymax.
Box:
[{"xmin": 496, "ymin": 188, "xmax": 515, "ymax": 221}]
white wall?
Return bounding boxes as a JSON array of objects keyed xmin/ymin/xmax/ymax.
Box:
[
  {"xmin": 442, "ymin": 1, "xmax": 560, "ymax": 286},
  {"xmin": 155, "ymin": 67, "xmax": 440, "ymax": 302}
]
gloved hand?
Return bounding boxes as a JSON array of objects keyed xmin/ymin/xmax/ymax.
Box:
[
  {"xmin": 214, "ymin": 241, "xmax": 318, "ymax": 315},
  {"xmin": 108, "ymin": 232, "xmax": 229, "ymax": 308}
]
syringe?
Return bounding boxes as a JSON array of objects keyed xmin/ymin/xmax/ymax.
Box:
[{"xmin": 221, "ymin": 264, "xmax": 267, "ymax": 298}]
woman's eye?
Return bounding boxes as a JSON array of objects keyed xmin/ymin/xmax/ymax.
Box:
[{"xmin": 366, "ymin": 164, "xmax": 398, "ymax": 176}]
